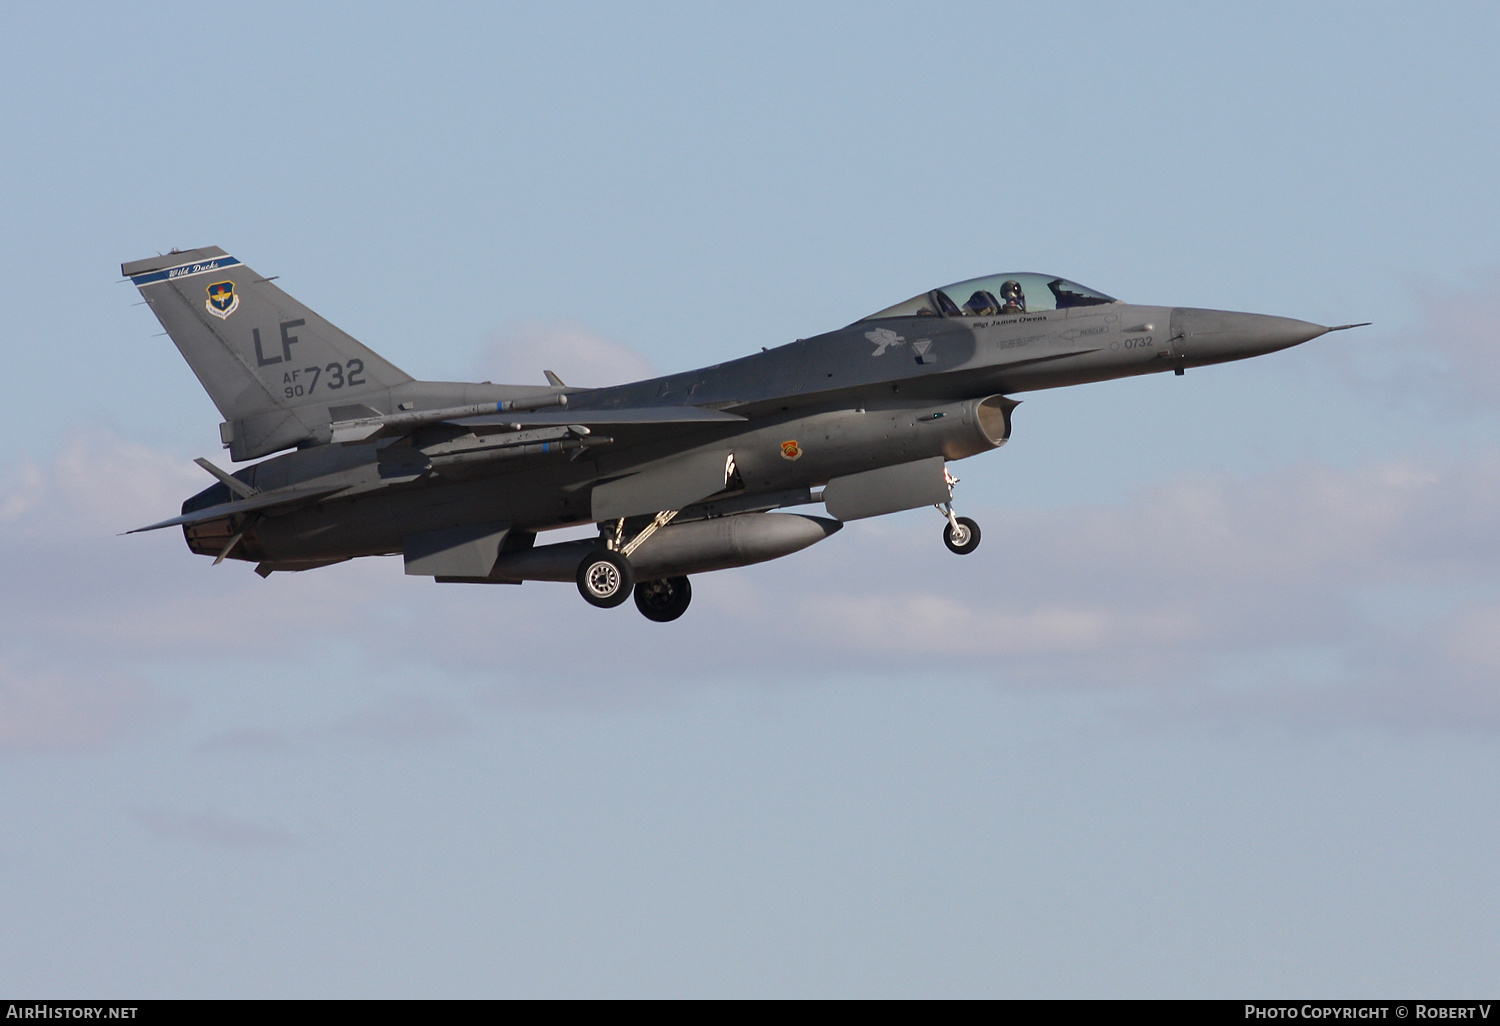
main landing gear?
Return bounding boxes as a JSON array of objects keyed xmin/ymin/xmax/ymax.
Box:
[
  {"xmin": 634, "ymin": 576, "xmax": 692, "ymax": 622},
  {"xmin": 936, "ymin": 466, "xmax": 981, "ymax": 555},
  {"xmin": 576, "ymin": 549, "xmax": 634, "ymax": 607},
  {"xmin": 575, "ymin": 512, "xmax": 694, "ymax": 620},
  {"xmin": 575, "ymin": 551, "xmax": 694, "ymax": 621}
]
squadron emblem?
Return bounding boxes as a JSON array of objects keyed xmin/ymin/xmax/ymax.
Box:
[
  {"xmin": 780, "ymin": 440, "xmax": 802, "ymax": 461},
  {"xmin": 205, "ymin": 281, "xmax": 239, "ymax": 320},
  {"xmin": 864, "ymin": 327, "xmax": 905, "ymax": 356}
]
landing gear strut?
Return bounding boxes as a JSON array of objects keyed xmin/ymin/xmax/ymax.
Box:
[
  {"xmin": 634, "ymin": 576, "xmax": 692, "ymax": 622},
  {"xmin": 576, "ymin": 510, "xmax": 683, "ymax": 610},
  {"xmin": 935, "ymin": 466, "xmax": 981, "ymax": 555}
]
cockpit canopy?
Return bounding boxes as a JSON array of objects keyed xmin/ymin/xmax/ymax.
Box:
[{"xmin": 860, "ymin": 272, "xmax": 1117, "ymax": 321}]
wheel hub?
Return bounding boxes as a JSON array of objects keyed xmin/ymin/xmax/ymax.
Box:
[{"xmin": 587, "ymin": 562, "xmax": 621, "ymax": 597}]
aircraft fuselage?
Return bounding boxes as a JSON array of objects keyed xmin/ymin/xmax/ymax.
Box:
[{"xmin": 181, "ymin": 300, "xmax": 1326, "ymax": 565}]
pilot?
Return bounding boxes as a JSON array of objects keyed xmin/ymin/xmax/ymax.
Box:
[
  {"xmin": 964, "ymin": 290, "xmax": 1001, "ymax": 316},
  {"xmin": 998, "ymin": 280, "xmax": 1026, "ymax": 315}
]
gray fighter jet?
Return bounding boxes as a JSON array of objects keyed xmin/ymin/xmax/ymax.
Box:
[{"xmin": 123, "ymin": 248, "xmax": 1364, "ymax": 621}]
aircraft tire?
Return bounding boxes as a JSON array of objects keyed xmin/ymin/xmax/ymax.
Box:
[
  {"xmin": 943, "ymin": 516, "xmax": 981, "ymax": 555},
  {"xmin": 577, "ymin": 550, "xmax": 635, "ymax": 608},
  {"xmin": 634, "ymin": 575, "xmax": 692, "ymax": 622}
]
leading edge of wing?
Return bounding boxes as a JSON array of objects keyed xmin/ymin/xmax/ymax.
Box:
[
  {"xmin": 125, "ymin": 484, "xmax": 348, "ymax": 534},
  {"xmin": 456, "ymin": 407, "xmax": 747, "ymax": 428}
]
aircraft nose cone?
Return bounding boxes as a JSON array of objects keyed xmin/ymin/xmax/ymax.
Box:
[{"xmin": 1170, "ymin": 308, "xmax": 1328, "ymax": 364}]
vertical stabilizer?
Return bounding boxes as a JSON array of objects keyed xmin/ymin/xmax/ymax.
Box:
[{"xmin": 122, "ymin": 247, "xmax": 414, "ymax": 460}]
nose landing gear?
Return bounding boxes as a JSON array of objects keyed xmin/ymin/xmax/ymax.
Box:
[
  {"xmin": 936, "ymin": 466, "xmax": 981, "ymax": 555},
  {"xmin": 943, "ymin": 515, "xmax": 981, "ymax": 554}
]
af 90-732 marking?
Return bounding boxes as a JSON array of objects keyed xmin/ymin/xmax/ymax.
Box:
[{"xmin": 281, "ymin": 359, "xmax": 366, "ymax": 399}]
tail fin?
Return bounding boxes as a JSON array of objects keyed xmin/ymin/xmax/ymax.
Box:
[{"xmin": 122, "ymin": 247, "xmax": 414, "ymax": 461}]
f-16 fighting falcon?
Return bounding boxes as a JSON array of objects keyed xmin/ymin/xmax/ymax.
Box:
[{"xmin": 123, "ymin": 248, "xmax": 1366, "ymax": 621}]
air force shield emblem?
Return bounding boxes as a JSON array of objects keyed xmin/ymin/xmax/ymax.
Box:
[{"xmin": 205, "ymin": 281, "xmax": 239, "ymax": 320}]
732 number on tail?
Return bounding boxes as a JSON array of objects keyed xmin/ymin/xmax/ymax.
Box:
[{"xmin": 282, "ymin": 359, "xmax": 366, "ymax": 399}]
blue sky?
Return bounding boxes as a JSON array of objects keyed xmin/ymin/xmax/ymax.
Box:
[{"xmin": 2, "ymin": 2, "xmax": 1500, "ymax": 996}]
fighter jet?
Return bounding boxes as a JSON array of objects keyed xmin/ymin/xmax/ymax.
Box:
[{"xmin": 123, "ymin": 247, "xmax": 1364, "ymax": 621}]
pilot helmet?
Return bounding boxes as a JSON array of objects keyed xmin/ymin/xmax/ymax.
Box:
[{"xmin": 999, "ymin": 280, "xmax": 1026, "ymax": 312}]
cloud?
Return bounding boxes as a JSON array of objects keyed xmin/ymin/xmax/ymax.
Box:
[
  {"xmin": 0, "ymin": 659, "xmax": 164, "ymax": 752},
  {"xmin": 323, "ymin": 694, "xmax": 469, "ymax": 746},
  {"xmin": 333, "ymin": 451, "xmax": 1500, "ymax": 730},
  {"xmin": 808, "ymin": 596, "xmax": 1185, "ymax": 656},
  {"xmin": 195, "ymin": 727, "xmax": 299, "ymax": 756},
  {"xmin": 0, "ymin": 433, "xmax": 390, "ymax": 670},
  {"xmin": 130, "ymin": 807, "xmax": 302, "ymax": 850},
  {"xmin": 5, "ymin": 430, "xmax": 1500, "ymax": 740},
  {"xmin": 786, "ymin": 456, "xmax": 1500, "ymax": 730},
  {"xmin": 1414, "ymin": 275, "xmax": 1500, "ymax": 409},
  {"xmin": 475, "ymin": 321, "xmax": 656, "ymax": 388},
  {"xmin": 1335, "ymin": 276, "xmax": 1500, "ymax": 414},
  {"xmin": 0, "ymin": 430, "xmax": 202, "ymax": 538}
]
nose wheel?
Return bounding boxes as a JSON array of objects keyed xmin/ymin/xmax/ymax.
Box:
[
  {"xmin": 943, "ymin": 515, "xmax": 981, "ymax": 554},
  {"xmin": 936, "ymin": 466, "xmax": 981, "ymax": 554}
]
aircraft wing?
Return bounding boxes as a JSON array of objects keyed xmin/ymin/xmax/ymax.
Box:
[
  {"xmin": 125, "ymin": 484, "xmax": 348, "ymax": 534},
  {"xmin": 454, "ymin": 407, "xmax": 747, "ymax": 428}
]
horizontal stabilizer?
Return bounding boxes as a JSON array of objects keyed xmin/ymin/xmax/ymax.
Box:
[
  {"xmin": 126, "ymin": 484, "xmax": 346, "ymax": 534},
  {"xmin": 193, "ymin": 457, "xmax": 257, "ymax": 499}
]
